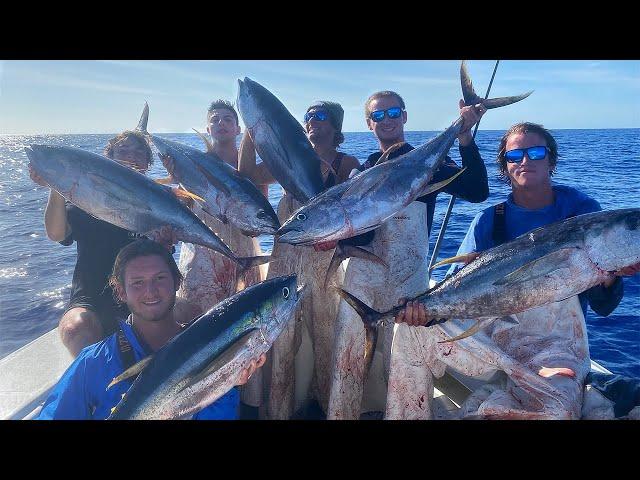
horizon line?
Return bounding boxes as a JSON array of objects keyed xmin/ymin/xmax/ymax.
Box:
[{"xmin": 2, "ymin": 126, "xmax": 639, "ymax": 136}]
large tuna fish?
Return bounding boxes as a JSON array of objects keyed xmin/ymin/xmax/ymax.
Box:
[
  {"xmin": 338, "ymin": 208, "xmax": 640, "ymax": 340},
  {"xmin": 107, "ymin": 275, "xmax": 304, "ymax": 420},
  {"xmin": 236, "ymin": 77, "xmax": 325, "ymax": 204},
  {"xmin": 135, "ymin": 103, "xmax": 280, "ymax": 236},
  {"xmin": 276, "ymin": 61, "xmax": 532, "ymax": 247},
  {"xmin": 25, "ymin": 144, "xmax": 269, "ymax": 275}
]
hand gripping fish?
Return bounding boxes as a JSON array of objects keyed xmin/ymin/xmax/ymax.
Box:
[{"xmin": 107, "ymin": 276, "xmax": 305, "ymax": 420}]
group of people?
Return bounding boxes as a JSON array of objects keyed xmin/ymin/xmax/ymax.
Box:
[{"xmin": 30, "ymin": 87, "xmax": 639, "ymax": 420}]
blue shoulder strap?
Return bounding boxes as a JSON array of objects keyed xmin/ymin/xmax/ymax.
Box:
[{"xmin": 116, "ymin": 324, "xmax": 136, "ymax": 371}]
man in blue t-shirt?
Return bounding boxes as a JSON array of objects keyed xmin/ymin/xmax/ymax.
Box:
[
  {"xmin": 396, "ymin": 122, "xmax": 640, "ymax": 419},
  {"xmin": 37, "ymin": 239, "xmax": 265, "ymax": 420}
]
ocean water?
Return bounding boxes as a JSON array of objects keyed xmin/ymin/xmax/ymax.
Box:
[{"xmin": 1, "ymin": 129, "xmax": 638, "ymax": 378}]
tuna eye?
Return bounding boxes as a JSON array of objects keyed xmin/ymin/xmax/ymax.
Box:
[
  {"xmin": 257, "ymin": 210, "xmax": 266, "ymax": 219},
  {"xmin": 296, "ymin": 213, "xmax": 307, "ymax": 221},
  {"xmin": 282, "ymin": 287, "xmax": 290, "ymax": 299}
]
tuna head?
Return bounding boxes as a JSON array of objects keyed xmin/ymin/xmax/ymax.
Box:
[
  {"xmin": 26, "ymin": 144, "xmax": 93, "ymax": 195},
  {"xmin": 257, "ymin": 275, "xmax": 305, "ymax": 344},
  {"xmin": 276, "ymin": 194, "xmax": 348, "ymax": 245},
  {"xmin": 223, "ymin": 192, "xmax": 281, "ymax": 237},
  {"xmin": 585, "ymin": 208, "xmax": 640, "ymax": 272}
]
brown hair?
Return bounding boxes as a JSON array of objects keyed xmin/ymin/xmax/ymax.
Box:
[
  {"xmin": 103, "ymin": 130, "xmax": 153, "ymax": 167},
  {"xmin": 109, "ymin": 239, "xmax": 182, "ymax": 303},
  {"xmin": 364, "ymin": 90, "xmax": 406, "ymax": 118},
  {"xmin": 497, "ymin": 122, "xmax": 559, "ymax": 184},
  {"xmin": 207, "ymin": 99, "xmax": 239, "ymax": 125}
]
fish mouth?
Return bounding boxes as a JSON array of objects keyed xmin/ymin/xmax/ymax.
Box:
[{"xmin": 276, "ymin": 229, "xmax": 303, "ymax": 244}]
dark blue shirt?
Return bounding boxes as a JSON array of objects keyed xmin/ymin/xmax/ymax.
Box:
[{"xmin": 37, "ymin": 319, "xmax": 239, "ymax": 420}]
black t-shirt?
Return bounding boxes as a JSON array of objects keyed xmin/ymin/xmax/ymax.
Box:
[
  {"xmin": 60, "ymin": 204, "xmax": 142, "ymax": 332},
  {"xmin": 343, "ymin": 141, "xmax": 488, "ymax": 246}
]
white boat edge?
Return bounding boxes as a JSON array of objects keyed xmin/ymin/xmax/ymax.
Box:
[{"xmin": 0, "ymin": 325, "xmax": 613, "ymax": 420}]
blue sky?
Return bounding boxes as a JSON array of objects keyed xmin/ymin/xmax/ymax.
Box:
[{"xmin": 0, "ymin": 60, "xmax": 638, "ymax": 134}]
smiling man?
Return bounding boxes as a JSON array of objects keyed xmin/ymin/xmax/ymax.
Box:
[
  {"xmin": 37, "ymin": 239, "xmax": 264, "ymax": 420},
  {"xmin": 326, "ymin": 90, "xmax": 490, "ymax": 420},
  {"xmin": 396, "ymin": 122, "xmax": 640, "ymax": 419}
]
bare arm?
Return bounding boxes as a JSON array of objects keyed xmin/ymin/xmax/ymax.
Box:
[
  {"xmin": 30, "ymin": 164, "xmax": 71, "ymax": 242},
  {"xmin": 237, "ymin": 130, "xmax": 276, "ymax": 186},
  {"xmin": 337, "ymin": 155, "xmax": 361, "ymax": 184}
]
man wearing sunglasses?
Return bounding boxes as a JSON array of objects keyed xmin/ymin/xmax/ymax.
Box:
[
  {"xmin": 239, "ymin": 100, "xmax": 361, "ymax": 419},
  {"xmin": 29, "ymin": 130, "xmax": 181, "ymax": 357},
  {"xmin": 326, "ymin": 91, "xmax": 489, "ymax": 420},
  {"xmin": 395, "ymin": 122, "xmax": 640, "ymax": 419}
]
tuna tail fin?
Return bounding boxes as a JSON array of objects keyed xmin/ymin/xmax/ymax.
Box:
[
  {"xmin": 323, "ymin": 242, "xmax": 388, "ymax": 289},
  {"xmin": 335, "ymin": 288, "xmax": 384, "ymax": 327},
  {"xmin": 234, "ymin": 255, "xmax": 272, "ymax": 292},
  {"xmin": 333, "ymin": 286, "xmax": 380, "ymax": 378},
  {"xmin": 136, "ymin": 102, "xmax": 149, "ymax": 134},
  {"xmin": 460, "ymin": 61, "xmax": 533, "ymax": 109},
  {"xmin": 363, "ymin": 324, "xmax": 378, "ymax": 381}
]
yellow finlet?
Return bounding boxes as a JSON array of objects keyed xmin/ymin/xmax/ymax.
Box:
[
  {"xmin": 106, "ymin": 355, "xmax": 153, "ymax": 390},
  {"xmin": 429, "ymin": 251, "xmax": 480, "ymax": 271}
]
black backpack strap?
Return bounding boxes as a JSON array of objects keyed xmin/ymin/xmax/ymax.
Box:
[
  {"xmin": 492, "ymin": 202, "xmax": 507, "ymax": 246},
  {"xmin": 116, "ymin": 323, "xmax": 136, "ymax": 371}
]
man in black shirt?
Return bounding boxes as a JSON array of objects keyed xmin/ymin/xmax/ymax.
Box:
[
  {"xmin": 326, "ymin": 90, "xmax": 490, "ymax": 420},
  {"xmin": 29, "ymin": 131, "xmax": 184, "ymax": 356}
]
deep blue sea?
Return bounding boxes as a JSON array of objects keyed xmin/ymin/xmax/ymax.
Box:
[{"xmin": 1, "ymin": 129, "xmax": 638, "ymax": 378}]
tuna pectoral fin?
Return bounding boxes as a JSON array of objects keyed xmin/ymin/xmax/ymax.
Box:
[
  {"xmin": 178, "ymin": 329, "xmax": 260, "ymax": 394},
  {"xmin": 335, "ymin": 288, "xmax": 383, "ymax": 327},
  {"xmin": 194, "ymin": 161, "xmax": 232, "ymax": 197},
  {"xmin": 374, "ymin": 142, "xmax": 407, "ymax": 166},
  {"xmin": 106, "ymin": 355, "xmax": 153, "ymax": 390},
  {"xmin": 234, "ymin": 255, "xmax": 272, "ymax": 292},
  {"xmin": 493, "ymin": 248, "xmax": 577, "ymax": 287},
  {"xmin": 460, "ymin": 61, "xmax": 533, "ymax": 109},
  {"xmin": 323, "ymin": 243, "xmax": 388, "ymax": 289},
  {"xmin": 429, "ymin": 251, "xmax": 480, "ymax": 272},
  {"xmin": 171, "ymin": 186, "xmax": 206, "ymax": 204},
  {"xmin": 438, "ymin": 318, "xmax": 483, "ymax": 343},
  {"xmin": 417, "ymin": 167, "xmax": 467, "ymax": 198}
]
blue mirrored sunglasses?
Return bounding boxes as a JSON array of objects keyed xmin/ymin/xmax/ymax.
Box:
[
  {"xmin": 304, "ymin": 110, "xmax": 329, "ymax": 123},
  {"xmin": 369, "ymin": 107, "xmax": 404, "ymax": 123},
  {"xmin": 504, "ymin": 145, "xmax": 549, "ymax": 163}
]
